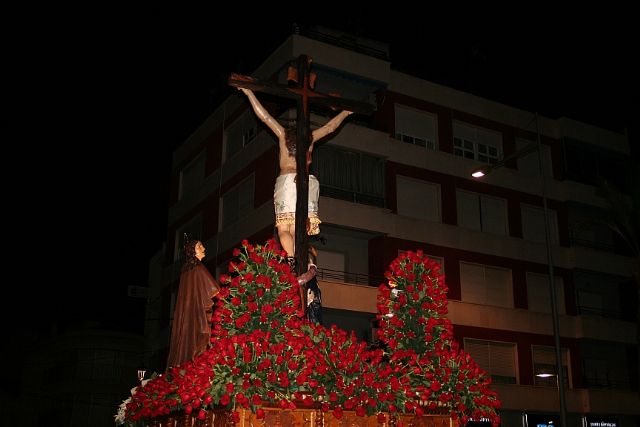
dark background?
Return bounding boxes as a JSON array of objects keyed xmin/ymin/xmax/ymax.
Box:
[{"xmin": 10, "ymin": 11, "xmax": 637, "ymax": 341}]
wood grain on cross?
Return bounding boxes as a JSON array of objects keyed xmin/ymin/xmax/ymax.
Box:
[{"xmin": 229, "ymin": 54, "xmax": 374, "ymax": 314}]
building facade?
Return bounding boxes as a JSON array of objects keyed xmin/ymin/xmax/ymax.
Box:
[
  {"xmin": 18, "ymin": 326, "xmax": 145, "ymax": 427},
  {"xmin": 146, "ymin": 29, "xmax": 638, "ymax": 426}
]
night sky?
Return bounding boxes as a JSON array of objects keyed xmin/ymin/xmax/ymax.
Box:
[{"xmin": 10, "ymin": 12, "xmax": 636, "ymax": 343}]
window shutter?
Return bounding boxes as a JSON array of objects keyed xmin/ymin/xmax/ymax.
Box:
[
  {"xmin": 484, "ymin": 266, "xmax": 513, "ymax": 308},
  {"xmin": 521, "ymin": 204, "xmax": 559, "ymax": 244},
  {"xmin": 527, "ymin": 273, "xmax": 565, "ymax": 314},
  {"xmin": 490, "ymin": 342, "xmax": 517, "ymax": 378},
  {"xmin": 465, "ymin": 339, "xmax": 517, "ymax": 384},
  {"xmin": 179, "ymin": 152, "xmax": 205, "ymax": 201},
  {"xmin": 457, "ymin": 190, "xmax": 481, "ymax": 231},
  {"xmin": 395, "ymin": 105, "xmax": 437, "ymax": 145},
  {"xmin": 397, "ymin": 176, "xmax": 441, "ymax": 222},
  {"xmin": 480, "ymin": 195, "xmax": 507, "ymax": 235},
  {"xmin": 465, "ymin": 340, "xmax": 490, "ymax": 372},
  {"xmin": 460, "ymin": 262, "xmax": 485, "ymax": 304}
]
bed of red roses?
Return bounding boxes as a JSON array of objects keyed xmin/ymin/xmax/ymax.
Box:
[{"xmin": 118, "ymin": 239, "xmax": 500, "ymax": 426}]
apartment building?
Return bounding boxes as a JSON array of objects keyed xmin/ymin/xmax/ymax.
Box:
[{"xmin": 146, "ymin": 27, "xmax": 638, "ymax": 426}]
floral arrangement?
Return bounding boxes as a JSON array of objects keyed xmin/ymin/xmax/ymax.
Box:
[
  {"xmin": 118, "ymin": 240, "xmax": 500, "ymax": 426},
  {"xmin": 377, "ymin": 251, "xmax": 501, "ymax": 424}
]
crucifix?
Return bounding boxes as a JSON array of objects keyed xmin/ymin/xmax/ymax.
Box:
[{"xmin": 229, "ymin": 54, "xmax": 374, "ymax": 314}]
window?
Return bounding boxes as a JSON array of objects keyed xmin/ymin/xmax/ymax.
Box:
[
  {"xmin": 314, "ymin": 145, "xmax": 385, "ymax": 207},
  {"xmin": 397, "ymin": 133, "xmax": 435, "ymax": 149},
  {"xmin": 582, "ymin": 341, "xmax": 633, "ymax": 389},
  {"xmin": 306, "ymin": 66, "xmax": 376, "ymax": 104},
  {"xmin": 316, "ymin": 249, "xmax": 346, "ymax": 282},
  {"xmin": 457, "ymin": 190, "xmax": 508, "ymax": 235},
  {"xmin": 222, "ymin": 175, "xmax": 254, "ymax": 227},
  {"xmin": 460, "ymin": 262, "xmax": 513, "ymax": 307},
  {"xmin": 578, "ymin": 291, "xmax": 604, "ymax": 314},
  {"xmin": 574, "ymin": 270, "xmax": 624, "ymax": 318},
  {"xmin": 464, "ymin": 339, "xmax": 518, "ymax": 384},
  {"xmin": 515, "ymin": 138, "xmax": 553, "ymax": 178},
  {"xmin": 526, "ymin": 272, "xmax": 565, "ymax": 314},
  {"xmin": 396, "ymin": 176, "xmax": 441, "ymax": 222},
  {"xmin": 453, "ymin": 121, "xmax": 502, "ymax": 164},
  {"xmin": 226, "ymin": 111, "xmax": 258, "ymax": 159},
  {"xmin": 394, "ymin": 104, "xmax": 437, "ymax": 149},
  {"xmin": 521, "ymin": 204, "xmax": 559, "ymax": 244},
  {"xmin": 174, "ymin": 214, "xmax": 203, "ymax": 261},
  {"xmin": 178, "ymin": 151, "xmax": 205, "ymax": 201},
  {"xmin": 567, "ymin": 202, "xmax": 615, "ymax": 252},
  {"xmin": 563, "ymin": 137, "xmax": 630, "ymax": 193},
  {"xmin": 532, "ymin": 345, "xmax": 570, "ymax": 387}
]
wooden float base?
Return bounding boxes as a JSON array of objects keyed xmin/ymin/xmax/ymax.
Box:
[{"xmin": 145, "ymin": 406, "xmax": 458, "ymax": 427}]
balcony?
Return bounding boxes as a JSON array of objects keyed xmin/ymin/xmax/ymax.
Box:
[
  {"xmin": 315, "ymin": 267, "xmax": 384, "ymax": 287},
  {"xmin": 320, "ymin": 184, "xmax": 385, "ymax": 208}
]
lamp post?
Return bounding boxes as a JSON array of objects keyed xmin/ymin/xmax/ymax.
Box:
[{"xmin": 471, "ymin": 113, "xmax": 567, "ymax": 426}]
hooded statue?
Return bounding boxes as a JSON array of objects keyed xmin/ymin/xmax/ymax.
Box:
[{"xmin": 167, "ymin": 238, "xmax": 220, "ymax": 368}]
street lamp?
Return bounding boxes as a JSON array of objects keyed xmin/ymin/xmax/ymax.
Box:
[
  {"xmin": 536, "ymin": 372, "xmax": 560, "ymax": 387},
  {"xmin": 471, "ymin": 113, "xmax": 567, "ymax": 426},
  {"xmin": 535, "ymin": 373, "xmax": 555, "ymax": 378}
]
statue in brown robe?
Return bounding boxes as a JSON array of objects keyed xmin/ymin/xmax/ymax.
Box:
[{"xmin": 167, "ymin": 239, "xmax": 220, "ymax": 368}]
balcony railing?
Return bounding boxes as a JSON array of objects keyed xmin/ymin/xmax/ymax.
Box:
[
  {"xmin": 320, "ymin": 185, "xmax": 385, "ymax": 208},
  {"xmin": 316, "ymin": 267, "xmax": 385, "ymax": 287},
  {"xmin": 301, "ymin": 28, "xmax": 389, "ymax": 60},
  {"xmin": 569, "ymin": 232, "xmax": 616, "ymax": 252},
  {"xmin": 576, "ymin": 304, "xmax": 624, "ymax": 319},
  {"xmin": 583, "ymin": 374, "xmax": 634, "ymax": 390}
]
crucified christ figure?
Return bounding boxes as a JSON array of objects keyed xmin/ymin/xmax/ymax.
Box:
[{"xmin": 238, "ymin": 87, "xmax": 352, "ymax": 259}]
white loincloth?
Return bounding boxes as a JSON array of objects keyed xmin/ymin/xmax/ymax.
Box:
[{"xmin": 274, "ymin": 173, "xmax": 320, "ymax": 235}]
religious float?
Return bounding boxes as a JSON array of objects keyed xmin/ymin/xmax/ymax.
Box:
[{"xmin": 116, "ymin": 240, "xmax": 501, "ymax": 426}]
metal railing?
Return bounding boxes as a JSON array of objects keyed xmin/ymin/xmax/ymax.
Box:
[
  {"xmin": 320, "ymin": 185, "xmax": 385, "ymax": 208},
  {"xmin": 569, "ymin": 232, "xmax": 616, "ymax": 252},
  {"xmin": 583, "ymin": 374, "xmax": 634, "ymax": 390},
  {"xmin": 576, "ymin": 304, "xmax": 624, "ymax": 319},
  {"xmin": 316, "ymin": 267, "xmax": 385, "ymax": 287},
  {"xmin": 301, "ymin": 28, "xmax": 389, "ymax": 60}
]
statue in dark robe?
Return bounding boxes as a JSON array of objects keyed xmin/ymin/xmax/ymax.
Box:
[
  {"xmin": 167, "ymin": 239, "xmax": 220, "ymax": 368},
  {"xmin": 296, "ymin": 245, "xmax": 322, "ymax": 325}
]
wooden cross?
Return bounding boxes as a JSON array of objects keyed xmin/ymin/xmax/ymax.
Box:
[{"xmin": 229, "ymin": 54, "xmax": 374, "ymax": 313}]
